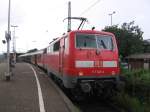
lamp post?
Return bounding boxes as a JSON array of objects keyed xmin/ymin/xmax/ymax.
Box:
[
  {"xmin": 11, "ymin": 25, "xmax": 18, "ymax": 64},
  {"xmin": 108, "ymin": 11, "xmax": 116, "ymax": 26},
  {"xmin": 5, "ymin": 0, "xmax": 11, "ymax": 81}
]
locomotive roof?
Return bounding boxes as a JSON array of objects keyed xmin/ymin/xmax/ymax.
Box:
[
  {"xmin": 49, "ymin": 30, "xmax": 114, "ymax": 43},
  {"xmin": 47, "ymin": 30, "xmax": 115, "ymax": 48},
  {"xmin": 69, "ymin": 30, "xmax": 114, "ymax": 36}
]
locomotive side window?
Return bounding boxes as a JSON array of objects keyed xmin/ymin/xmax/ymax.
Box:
[
  {"xmin": 65, "ymin": 36, "xmax": 68, "ymax": 48},
  {"xmin": 50, "ymin": 45, "xmax": 53, "ymax": 53},
  {"xmin": 53, "ymin": 41, "xmax": 60, "ymax": 52},
  {"xmin": 64, "ymin": 36, "xmax": 69, "ymax": 53},
  {"xmin": 47, "ymin": 44, "xmax": 54, "ymax": 53},
  {"xmin": 47, "ymin": 47, "xmax": 49, "ymax": 53}
]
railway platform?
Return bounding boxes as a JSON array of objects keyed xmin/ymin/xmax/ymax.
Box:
[{"xmin": 0, "ymin": 63, "xmax": 76, "ymax": 112}]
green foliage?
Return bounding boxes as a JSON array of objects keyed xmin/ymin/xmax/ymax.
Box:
[
  {"xmin": 124, "ymin": 69, "xmax": 150, "ymax": 85},
  {"xmin": 103, "ymin": 21, "xmax": 144, "ymax": 58},
  {"xmin": 114, "ymin": 92, "xmax": 150, "ymax": 112},
  {"xmin": 122, "ymin": 69, "xmax": 150, "ymax": 109},
  {"xmin": 113, "ymin": 69, "xmax": 150, "ymax": 112}
]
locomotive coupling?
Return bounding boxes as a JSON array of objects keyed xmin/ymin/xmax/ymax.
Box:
[{"xmin": 80, "ymin": 83, "xmax": 92, "ymax": 93}]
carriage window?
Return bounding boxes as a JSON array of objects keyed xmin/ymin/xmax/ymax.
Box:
[
  {"xmin": 44, "ymin": 48, "xmax": 47, "ymax": 53},
  {"xmin": 53, "ymin": 41, "xmax": 60, "ymax": 51}
]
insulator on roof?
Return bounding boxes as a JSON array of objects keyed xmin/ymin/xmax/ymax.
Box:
[{"xmin": 92, "ymin": 27, "xmax": 95, "ymax": 30}]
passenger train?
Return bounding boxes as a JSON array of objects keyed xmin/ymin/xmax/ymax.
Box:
[{"xmin": 20, "ymin": 29, "xmax": 120, "ymax": 98}]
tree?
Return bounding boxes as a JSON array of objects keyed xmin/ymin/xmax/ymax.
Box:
[{"xmin": 103, "ymin": 21, "xmax": 144, "ymax": 58}]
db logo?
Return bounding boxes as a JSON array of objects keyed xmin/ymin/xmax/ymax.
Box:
[{"xmin": 94, "ymin": 61, "xmax": 103, "ymax": 67}]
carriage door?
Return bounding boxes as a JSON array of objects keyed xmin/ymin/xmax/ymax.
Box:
[{"xmin": 59, "ymin": 38, "xmax": 65, "ymax": 74}]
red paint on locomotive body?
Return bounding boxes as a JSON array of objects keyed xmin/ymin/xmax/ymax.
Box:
[
  {"xmin": 43, "ymin": 30, "xmax": 120, "ymax": 88},
  {"xmin": 67, "ymin": 30, "xmax": 119, "ymax": 75}
]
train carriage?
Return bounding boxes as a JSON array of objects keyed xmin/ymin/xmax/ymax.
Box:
[{"xmin": 19, "ymin": 49, "xmax": 44, "ymax": 66}]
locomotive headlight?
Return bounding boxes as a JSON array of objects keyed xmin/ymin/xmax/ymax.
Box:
[
  {"xmin": 112, "ymin": 71, "xmax": 115, "ymax": 75},
  {"xmin": 79, "ymin": 72, "xmax": 84, "ymax": 76}
]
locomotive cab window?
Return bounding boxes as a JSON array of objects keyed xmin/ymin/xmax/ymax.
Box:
[
  {"xmin": 97, "ymin": 35, "xmax": 113, "ymax": 50},
  {"xmin": 53, "ymin": 41, "xmax": 60, "ymax": 52},
  {"xmin": 76, "ymin": 33, "xmax": 113, "ymax": 50},
  {"xmin": 76, "ymin": 34, "xmax": 97, "ymax": 48}
]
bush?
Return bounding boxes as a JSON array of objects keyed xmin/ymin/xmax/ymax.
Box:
[
  {"xmin": 117, "ymin": 69, "xmax": 150, "ymax": 111},
  {"xmin": 113, "ymin": 92, "xmax": 150, "ymax": 112}
]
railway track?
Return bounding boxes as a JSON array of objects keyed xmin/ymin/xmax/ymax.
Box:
[
  {"xmin": 48, "ymin": 74, "xmax": 123, "ymax": 112},
  {"xmin": 72, "ymin": 96, "xmax": 122, "ymax": 112}
]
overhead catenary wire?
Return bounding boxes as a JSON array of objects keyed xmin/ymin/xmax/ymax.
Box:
[
  {"xmin": 79, "ymin": 0, "xmax": 101, "ymax": 16},
  {"xmin": 79, "ymin": 0, "xmax": 102, "ymax": 29}
]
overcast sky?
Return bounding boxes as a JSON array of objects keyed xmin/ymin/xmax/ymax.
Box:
[{"xmin": 0, "ymin": 0, "xmax": 150, "ymax": 53}]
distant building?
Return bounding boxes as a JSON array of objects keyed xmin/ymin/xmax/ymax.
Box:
[
  {"xmin": 3, "ymin": 52, "xmax": 24, "ymax": 62},
  {"xmin": 143, "ymin": 39, "xmax": 150, "ymax": 53},
  {"xmin": 126, "ymin": 53, "xmax": 150, "ymax": 70},
  {"xmin": 145, "ymin": 39, "xmax": 150, "ymax": 43}
]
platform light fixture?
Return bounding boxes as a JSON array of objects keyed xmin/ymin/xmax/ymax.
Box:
[{"xmin": 108, "ymin": 11, "xmax": 116, "ymax": 26}]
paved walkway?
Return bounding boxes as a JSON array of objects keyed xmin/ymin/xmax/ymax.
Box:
[{"xmin": 0, "ymin": 63, "xmax": 74, "ymax": 112}]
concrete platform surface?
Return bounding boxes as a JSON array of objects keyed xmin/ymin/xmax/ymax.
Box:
[{"xmin": 0, "ymin": 63, "xmax": 75, "ymax": 112}]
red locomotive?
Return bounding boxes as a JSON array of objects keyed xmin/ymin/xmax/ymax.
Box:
[{"xmin": 20, "ymin": 28, "xmax": 120, "ymax": 98}]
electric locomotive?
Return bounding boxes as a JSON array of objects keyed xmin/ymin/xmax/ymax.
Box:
[{"xmin": 44, "ymin": 29, "xmax": 120, "ymax": 97}]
